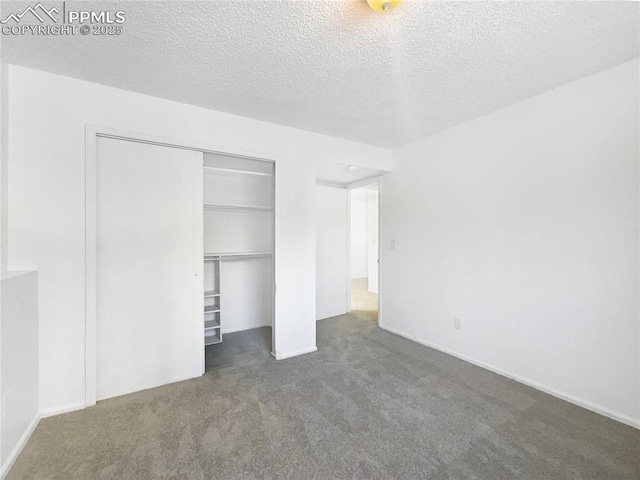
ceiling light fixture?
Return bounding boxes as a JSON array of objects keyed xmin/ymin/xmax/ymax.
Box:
[
  {"xmin": 347, "ymin": 165, "xmax": 358, "ymax": 172},
  {"xmin": 366, "ymin": 0, "xmax": 402, "ymax": 13}
]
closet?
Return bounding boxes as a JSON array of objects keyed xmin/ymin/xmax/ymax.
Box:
[
  {"xmin": 94, "ymin": 136, "xmax": 275, "ymax": 401},
  {"xmin": 202, "ymin": 153, "xmax": 275, "ymax": 347}
]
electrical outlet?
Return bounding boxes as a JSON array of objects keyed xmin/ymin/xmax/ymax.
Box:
[{"xmin": 454, "ymin": 318, "xmax": 462, "ymax": 330}]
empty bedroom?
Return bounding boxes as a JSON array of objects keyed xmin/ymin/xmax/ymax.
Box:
[{"xmin": 1, "ymin": 1, "xmax": 639, "ymax": 479}]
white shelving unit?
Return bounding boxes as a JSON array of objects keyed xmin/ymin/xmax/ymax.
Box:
[
  {"xmin": 204, "ymin": 256, "xmax": 222, "ymax": 346},
  {"xmin": 204, "ymin": 327, "xmax": 221, "ymax": 346},
  {"xmin": 203, "ymin": 153, "xmax": 275, "ymax": 348}
]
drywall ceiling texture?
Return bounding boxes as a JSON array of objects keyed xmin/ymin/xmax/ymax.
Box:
[{"xmin": 1, "ymin": 1, "xmax": 638, "ymax": 148}]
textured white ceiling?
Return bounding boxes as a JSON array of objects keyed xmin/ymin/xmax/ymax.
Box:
[{"xmin": 1, "ymin": 1, "xmax": 638, "ymax": 148}]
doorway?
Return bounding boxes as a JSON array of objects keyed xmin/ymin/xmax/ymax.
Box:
[{"xmin": 349, "ymin": 183, "xmax": 379, "ymax": 323}]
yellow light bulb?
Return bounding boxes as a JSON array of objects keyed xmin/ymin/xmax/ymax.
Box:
[{"xmin": 366, "ymin": 0, "xmax": 402, "ymax": 13}]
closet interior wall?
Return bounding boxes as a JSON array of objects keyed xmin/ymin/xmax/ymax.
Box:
[{"xmin": 203, "ymin": 153, "xmax": 274, "ymax": 346}]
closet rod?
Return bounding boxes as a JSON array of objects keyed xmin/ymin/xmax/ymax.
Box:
[
  {"xmin": 204, "ymin": 252, "xmax": 272, "ymax": 261},
  {"xmin": 204, "ymin": 204, "xmax": 272, "ymax": 211}
]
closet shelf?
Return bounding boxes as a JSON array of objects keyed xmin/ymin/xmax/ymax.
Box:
[
  {"xmin": 204, "ymin": 305, "xmax": 220, "ymax": 314},
  {"xmin": 204, "ymin": 203, "xmax": 272, "ymax": 211},
  {"xmin": 204, "ymin": 291, "xmax": 220, "ymax": 298},
  {"xmin": 205, "ymin": 334, "xmax": 222, "ymax": 346},
  {"xmin": 204, "ymin": 166, "xmax": 272, "ymax": 177},
  {"xmin": 204, "ymin": 321, "xmax": 221, "ymax": 330}
]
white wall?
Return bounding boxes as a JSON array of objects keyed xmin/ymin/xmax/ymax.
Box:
[
  {"xmin": 1, "ymin": 271, "xmax": 38, "ymax": 475},
  {"xmin": 381, "ymin": 59, "xmax": 640, "ymax": 426},
  {"xmin": 316, "ymin": 185, "xmax": 348, "ymax": 320},
  {"xmin": 1, "ymin": 62, "xmax": 7, "ymax": 277},
  {"xmin": 220, "ymin": 259, "xmax": 273, "ymax": 333},
  {"xmin": 367, "ymin": 188, "xmax": 379, "ymax": 294},
  {"xmin": 6, "ymin": 65, "xmax": 392, "ymax": 414},
  {"xmin": 0, "ymin": 60, "xmax": 6, "ymax": 475},
  {"xmin": 350, "ymin": 188, "xmax": 368, "ymax": 279}
]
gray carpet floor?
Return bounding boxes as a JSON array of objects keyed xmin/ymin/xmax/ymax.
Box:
[{"xmin": 8, "ymin": 314, "xmax": 640, "ymax": 479}]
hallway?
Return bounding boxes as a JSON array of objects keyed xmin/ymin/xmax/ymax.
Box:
[{"xmin": 350, "ymin": 278, "xmax": 378, "ymax": 322}]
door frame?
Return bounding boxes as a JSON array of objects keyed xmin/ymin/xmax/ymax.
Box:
[
  {"xmin": 85, "ymin": 125, "xmax": 281, "ymax": 407},
  {"xmin": 346, "ymin": 177, "xmax": 382, "ymax": 327}
]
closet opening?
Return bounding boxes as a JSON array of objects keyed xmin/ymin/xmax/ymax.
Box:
[
  {"xmin": 348, "ymin": 183, "xmax": 379, "ymax": 323},
  {"xmin": 86, "ymin": 128, "xmax": 278, "ymax": 405},
  {"xmin": 203, "ymin": 153, "xmax": 275, "ymax": 371}
]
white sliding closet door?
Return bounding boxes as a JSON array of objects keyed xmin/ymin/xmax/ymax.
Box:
[{"xmin": 96, "ymin": 138, "xmax": 203, "ymax": 401}]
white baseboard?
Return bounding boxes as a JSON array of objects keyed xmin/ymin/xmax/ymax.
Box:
[
  {"xmin": 316, "ymin": 311, "xmax": 348, "ymax": 322},
  {"xmin": 1, "ymin": 414, "xmax": 41, "ymax": 479},
  {"xmin": 222, "ymin": 323, "xmax": 271, "ymax": 335},
  {"xmin": 2, "ymin": 401, "xmax": 89, "ymax": 478},
  {"xmin": 271, "ymin": 346, "xmax": 318, "ymax": 360},
  {"xmin": 379, "ymin": 324, "xmax": 640, "ymax": 430},
  {"xmin": 39, "ymin": 401, "xmax": 86, "ymax": 419}
]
